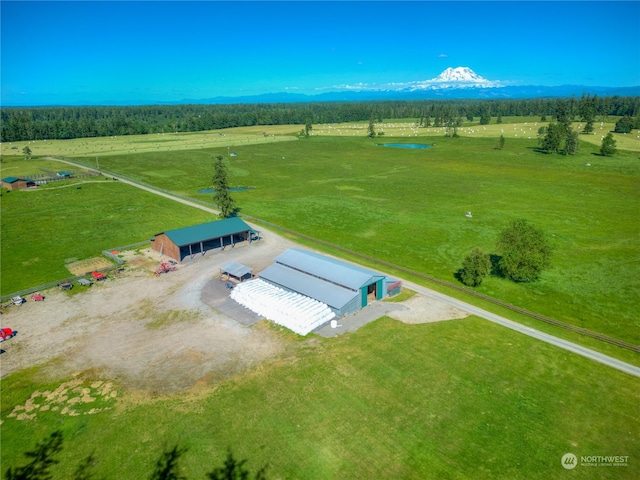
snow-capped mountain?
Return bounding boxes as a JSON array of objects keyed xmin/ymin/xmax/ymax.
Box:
[
  {"xmin": 405, "ymin": 67, "xmax": 500, "ymax": 91},
  {"xmin": 434, "ymin": 67, "xmax": 496, "ymax": 84}
]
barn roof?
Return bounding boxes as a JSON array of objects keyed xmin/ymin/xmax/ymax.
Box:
[
  {"xmin": 2, "ymin": 176, "xmax": 31, "ymax": 183},
  {"xmin": 273, "ymin": 249, "xmax": 384, "ymax": 291},
  {"xmin": 259, "ymin": 262, "xmax": 358, "ymax": 309},
  {"xmin": 159, "ymin": 217, "xmax": 255, "ymax": 247},
  {"xmin": 220, "ymin": 261, "xmax": 252, "ymax": 278}
]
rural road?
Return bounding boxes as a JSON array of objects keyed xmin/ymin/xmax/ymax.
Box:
[{"xmin": 50, "ymin": 157, "xmax": 640, "ymax": 378}]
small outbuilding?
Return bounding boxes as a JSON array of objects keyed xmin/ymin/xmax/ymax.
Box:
[
  {"xmin": 151, "ymin": 217, "xmax": 259, "ymax": 262},
  {"xmin": 220, "ymin": 261, "xmax": 254, "ymax": 283}
]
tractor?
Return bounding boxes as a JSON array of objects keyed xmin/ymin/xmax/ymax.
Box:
[{"xmin": 0, "ymin": 327, "xmax": 15, "ymax": 342}]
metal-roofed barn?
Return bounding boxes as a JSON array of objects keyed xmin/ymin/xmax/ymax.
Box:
[
  {"xmin": 151, "ymin": 217, "xmax": 259, "ymax": 262},
  {"xmin": 2, "ymin": 176, "xmax": 36, "ymax": 190},
  {"xmin": 258, "ymin": 248, "xmax": 400, "ymax": 318}
]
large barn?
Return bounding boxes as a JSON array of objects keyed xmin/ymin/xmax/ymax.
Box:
[
  {"xmin": 151, "ymin": 217, "xmax": 258, "ymax": 262},
  {"xmin": 2, "ymin": 176, "xmax": 36, "ymax": 190},
  {"xmin": 230, "ymin": 248, "xmax": 401, "ymax": 335},
  {"xmin": 259, "ymin": 249, "xmax": 400, "ymax": 316}
]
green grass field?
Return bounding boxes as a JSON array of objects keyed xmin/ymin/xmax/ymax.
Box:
[
  {"xmin": 2, "ymin": 317, "xmax": 638, "ymax": 479},
  {"xmin": 36, "ymin": 128, "xmax": 637, "ymax": 345},
  {"xmin": 1, "ymin": 118, "xmax": 639, "ymax": 479},
  {"xmin": 0, "ymin": 157, "xmax": 216, "ymax": 293}
]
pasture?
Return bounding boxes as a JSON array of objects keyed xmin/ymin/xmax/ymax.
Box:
[
  {"xmin": 0, "ymin": 157, "xmax": 216, "ymax": 294},
  {"xmin": 2, "ymin": 317, "xmax": 639, "ymax": 479},
  {"xmin": 45, "ymin": 128, "xmax": 638, "ymax": 345},
  {"xmin": 0, "ymin": 128, "xmax": 298, "ymax": 159},
  {"xmin": 1, "ymin": 119, "xmax": 639, "ymax": 479}
]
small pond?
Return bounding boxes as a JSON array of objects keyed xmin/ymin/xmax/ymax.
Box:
[
  {"xmin": 375, "ymin": 143, "xmax": 432, "ymax": 149},
  {"xmin": 198, "ymin": 187, "xmax": 255, "ymax": 194}
]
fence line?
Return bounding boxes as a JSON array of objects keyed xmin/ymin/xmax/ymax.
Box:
[
  {"xmin": 243, "ymin": 216, "xmax": 640, "ymax": 353},
  {"xmin": 0, "ymin": 241, "xmax": 148, "ymax": 304}
]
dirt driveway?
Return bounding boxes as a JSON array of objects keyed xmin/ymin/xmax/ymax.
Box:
[{"xmin": 0, "ymin": 228, "xmax": 467, "ymax": 393}]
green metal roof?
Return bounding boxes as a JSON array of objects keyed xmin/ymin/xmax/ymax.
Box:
[
  {"xmin": 2, "ymin": 176, "xmax": 34, "ymax": 183},
  {"xmin": 160, "ymin": 218, "xmax": 255, "ymax": 247}
]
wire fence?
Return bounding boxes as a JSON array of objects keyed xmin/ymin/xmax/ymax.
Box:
[
  {"xmin": 0, "ymin": 241, "xmax": 148, "ymax": 305},
  {"xmin": 243, "ymin": 216, "xmax": 640, "ymax": 354}
]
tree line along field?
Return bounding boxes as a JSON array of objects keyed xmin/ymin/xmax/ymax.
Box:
[{"xmin": 1, "ymin": 118, "xmax": 639, "ymax": 479}]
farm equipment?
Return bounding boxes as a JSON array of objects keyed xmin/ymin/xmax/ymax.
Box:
[
  {"xmin": 0, "ymin": 327, "xmax": 15, "ymax": 342},
  {"xmin": 154, "ymin": 262, "xmax": 177, "ymax": 276},
  {"xmin": 11, "ymin": 296, "xmax": 25, "ymax": 306},
  {"xmin": 91, "ymin": 271, "xmax": 107, "ymax": 281}
]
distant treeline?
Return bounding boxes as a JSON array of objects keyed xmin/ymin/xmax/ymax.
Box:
[{"xmin": 2, "ymin": 96, "xmax": 639, "ymax": 143}]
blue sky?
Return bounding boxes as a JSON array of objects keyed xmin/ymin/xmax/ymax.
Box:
[{"xmin": 2, "ymin": 1, "xmax": 639, "ymax": 106}]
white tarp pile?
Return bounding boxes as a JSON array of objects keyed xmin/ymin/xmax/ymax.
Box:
[{"xmin": 229, "ymin": 278, "xmax": 335, "ymax": 335}]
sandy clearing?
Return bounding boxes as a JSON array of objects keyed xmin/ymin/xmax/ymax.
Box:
[{"xmin": 0, "ymin": 227, "xmax": 466, "ymax": 393}]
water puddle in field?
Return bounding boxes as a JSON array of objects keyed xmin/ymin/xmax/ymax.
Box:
[
  {"xmin": 375, "ymin": 143, "xmax": 432, "ymax": 149},
  {"xmin": 198, "ymin": 187, "xmax": 255, "ymax": 194}
]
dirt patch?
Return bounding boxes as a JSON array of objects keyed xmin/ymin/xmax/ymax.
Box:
[
  {"xmin": 1, "ymin": 233, "xmax": 297, "ymax": 394},
  {"xmin": 66, "ymin": 257, "xmax": 114, "ymax": 275},
  {"xmin": 5, "ymin": 374, "xmax": 118, "ymax": 422},
  {"xmin": 1, "ymin": 228, "xmax": 468, "ymax": 396},
  {"xmin": 387, "ymin": 294, "xmax": 469, "ymax": 324}
]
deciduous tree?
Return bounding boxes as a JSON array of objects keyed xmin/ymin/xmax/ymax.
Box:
[
  {"xmin": 496, "ymin": 219, "xmax": 553, "ymax": 282},
  {"xmin": 459, "ymin": 248, "xmax": 492, "ymax": 287}
]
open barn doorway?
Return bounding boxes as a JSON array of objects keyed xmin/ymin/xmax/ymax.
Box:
[{"xmin": 367, "ymin": 282, "xmax": 377, "ymax": 303}]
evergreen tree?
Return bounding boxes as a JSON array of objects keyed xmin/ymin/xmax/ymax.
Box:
[
  {"xmin": 564, "ymin": 128, "xmax": 579, "ymax": 155},
  {"xmin": 207, "ymin": 450, "xmax": 268, "ymax": 480},
  {"xmin": 579, "ymin": 93, "xmax": 596, "ymax": 134},
  {"xmin": 367, "ymin": 115, "xmax": 376, "ymax": 138},
  {"xmin": 600, "ymin": 132, "xmax": 617, "ymax": 156},
  {"xmin": 212, "ymin": 155, "xmax": 239, "ymax": 219},
  {"xmin": 539, "ymin": 123, "xmax": 565, "ymax": 153},
  {"xmin": 149, "ymin": 446, "xmax": 188, "ymax": 480},
  {"xmin": 479, "ymin": 109, "xmax": 491, "ymax": 125},
  {"xmin": 22, "ymin": 145, "xmax": 32, "ymax": 159},
  {"xmin": 6, "ymin": 430, "xmax": 63, "ymax": 480},
  {"xmin": 614, "ymin": 116, "xmax": 635, "ymax": 133}
]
